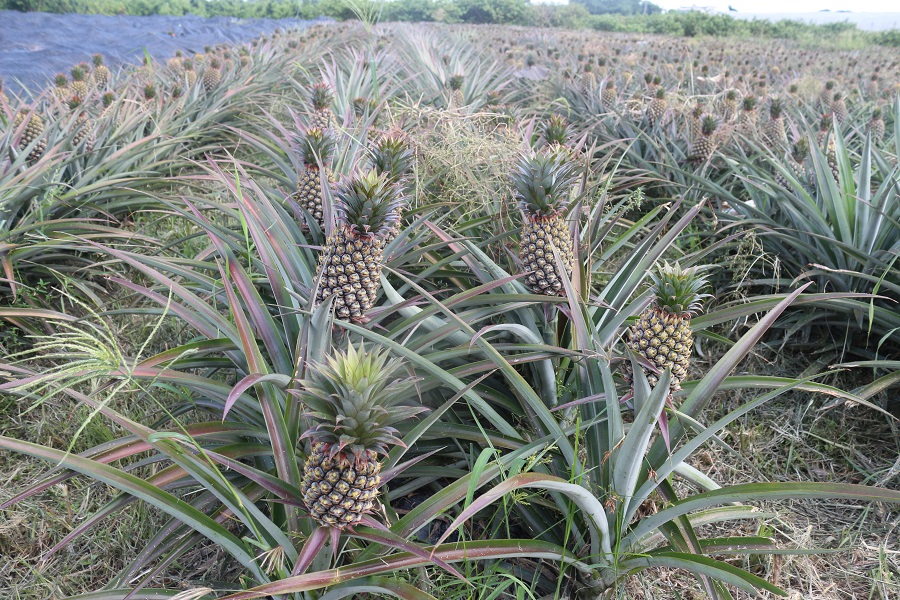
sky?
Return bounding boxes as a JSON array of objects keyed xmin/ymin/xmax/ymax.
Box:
[{"xmin": 651, "ymin": 0, "xmax": 898, "ymax": 11}]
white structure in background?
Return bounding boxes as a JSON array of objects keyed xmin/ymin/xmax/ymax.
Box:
[{"xmin": 672, "ymin": 5, "xmax": 719, "ymax": 12}]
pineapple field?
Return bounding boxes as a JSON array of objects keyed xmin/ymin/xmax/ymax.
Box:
[{"xmin": 1, "ymin": 18, "xmax": 900, "ymax": 600}]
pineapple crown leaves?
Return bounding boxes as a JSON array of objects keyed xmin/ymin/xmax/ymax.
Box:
[
  {"xmin": 654, "ymin": 87, "xmax": 666, "ymax": 100},
  {"xmin": 54, "ymin": 73, "xmax": 69, "ymax": 88},
  {"xmin": 648, "ymin": 262, "xmax": 712, "ymax": 317},
  {"xmin": 92, "ymin": 54, "xmax": 104, "ymax": 66},
  {"xmin": 335, "ymin": 169, "xmax": 404, "ymax": 239},
  {"xmin": 448, "ymin": 74, "xmax": 464, "ymax": 91},
  {"xmin": 295, "ymin": 343, "xmax": 426, "ymax": 461},
  {"xmin": 512, "ymin": 146, "xmax": 579, "ymax": 218},
  {"xmin": 71, "ymin": 65, "xmax": 86, "ymax": 82},
  {"xmin": 741, "ymin": 95, "xmax": 757, "ymax": 111},
  {"xmin": 768, "ymin": 97, "xmax": 784, "ymax": 119},
  {"xmin": 871, "ymin": 107, "xmax": 883, "ymax": 120},
  {"xmin": 101, "ymin": 91, "xmax": 115, "ymax": 107},
  {"xmin": 542, "ymin": 114, "xmax": 569, "ymax": 146},
  {"xmin": 371, "ymin": 133, "xmax": 414, "ymax": 185},
  {"xmin": 309, "ymin": 83, "xmax": 333, "ymax": 111},
  {"xmin": 299, "ymin": 127, "xmax": 335, "ymax": 168},
  {"xmin": 700, "ymin": 114, "xmax": 718, "ymax": 136}
]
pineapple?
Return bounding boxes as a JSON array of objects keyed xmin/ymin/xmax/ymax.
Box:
[
  {"xmin": 816, "ymin": 114, "xmax": 840, "ymax": 182},
  {"xmin": 775, "ymin": 139, "xmax": 811, "ymax": 190},
  {"xmin": 626, "ymin": 263, "xmax": 709, "ymax": 396},
  {"xmin": 688, "ymin": 102, "xmax": 705, "ymax": 140},
  {"xmin": 183, "ymin": 59, "xmax": 197, "ymax": 87},
  {"xmin": 71, "ymin": 64, "xmax": 89, "ymax": 99},
  {"xmin": 167, "ymin": 50, "xmax": 184, "ymax": 72},
  {"xmin": 371, "ymin": 131, "xmax": 414, "ymax": 243},
  {"xmin": 315, "ymin": 169, "xmax": 402, "ymax": 321},
  {"xmin": 202, "ymin": 58, "xmax": 221, "ymax": 92},
  {"xmin": 723, "ymin": 89, "xmax": 738, "ymax": 120},
  {"xmin": 514, "ymin": 147, "xmax": 579, "ymax": 296},
  {"xmin": 647, "ymin": 87, "xmax": 667, "ymax": 127},
  {"xmin": 819, "ymin": 80, "xmax": 836, "ymax": 112},
  {"xmin": 763, "ymin": 97, "xmax": 787, "ymax": 147},
  {"xmin": 14, "ymin": 109, "xmax": 45, "ymax": 165},
  {"xmin": 293, "ymin": 127, "xmax": 335, "ymax": 231},
  {"xmin": 52, "ymin": 73, "xmax": 69, "ymax": 101},
  {"xmin": 448, "ymin": 73, "xmax": 465, "ymax": 108},
  {"xmin": 141, "ymin": 83, "xmax": 158, "ymax": 114},
  {"xmin": 867, "ymin": 108, "xmax": 885, "ymax": 142},
  {"xmin": 542, "ymin": 114, "xmax": 569, "ymax": 147},
  {"xmin": 298, "ymin": 343, "xmax": 424, "ymax": 529},
  {"xmin": 739, "ymin": 95, "xmax": 757, "ymax": 132},
  {"xmin": 309, "ymin": 83, "xmax": 335, "ymax": 130},
  {"xmin": 90, "ymin": 54, "xmax": 109, "ymax": 89},
  {"xmin": 830, "ymin": 92, "xmax": 848, "ymax": 124},
  {"xmin": 68, "ymin": 96, "xmax": 94, "ymax": 151},
  {"xmin": 690, "ymin": 115, "xmax": 718, "ymax": 162},
  {"xmin": 601, "ymin": 80, "xmax": 616, "ymax": 109}
]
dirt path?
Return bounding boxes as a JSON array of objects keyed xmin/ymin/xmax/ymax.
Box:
[{"xmin": 0, "ymin": 10, "xmax": 326, "ymax": 97}]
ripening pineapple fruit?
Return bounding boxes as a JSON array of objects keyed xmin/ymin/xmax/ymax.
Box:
[
  {"xmin": 293, "ymin": 127, "xmax": 335, "ymax": 231},
  {"xmin": 688, "ymin": 103, "xmax": 705, "ymax": 140},
  {"xmin": 601, "ymin": 80, "xmax": 617, "ymax": 109},
  {"xmin": 867, "ymin": 108, "xmax": 885, "ymax": 142},
  {"xmin": 626, "ymin": 263, "xmax": 709, "ymax": 396},
  {"xmin": 71, "ymin": 64, "xmax": 89, "ymax": 99},
  {"xmin": 690, "ymin": 115, "xmax": 718, "ymax": 162},
  {"xmin": 542, "ymin": 114, "xmax": 569, "ymax": 147},
  {"xmin": 309, "ymin": 83, "xmax": 335, "ymax": 130},
  {"xmin": 14, "ymin": 109, "xmax": 46, "ymax": 165},
  {"xmin": 647, "ymin": 87, "xmax": 666, "ymax": 127},
  {"xmin": 448, "ymin": 74, "xmax": 465, "ymax": 108},
  {"xmin": 202, "ymin": 58, "xmax": 221, "ymax": 92},
  {"xmin": 513, "ymin": 147, "xmax": 579, "ymax": 296},
  {"xmin": 167, "ymin": 50, "xmax": 184, "ymax": 72},
  {"xmin": 830, "ymin": 92, "xmax": 848, "ymax": 124},
  {"xmin": 90, "ymin": 54, "xmax": 109, "ymax": 89},
  {"xmin": 739, "ymin": 95, "xmax": 757, "ymax": 131},
  {"xmin": 298, "ymin": 343, "xmax": 424, "ymax": 529},
  {"xmin": 141, "ymin": 83, "xmax": 158, "ymax": 113},
  {"xmin": 763, "ymin": 97, "xmax": 787, "ymax": 147},
  {"xmin": 816, "ymin": 114, "xmax": 840, "ymax": 182},
  {"xmin": 316, "ymin": 169, "xmax": 402, "ymax": 321},
  {"xmin": 371, "ymin": 131, "xmax": 414, "ymax": 243},
  {"xmin": 52, "ymin": 73, "xmax": 69, "ymax": 101}
]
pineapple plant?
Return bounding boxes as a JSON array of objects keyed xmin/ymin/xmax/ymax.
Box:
[
  {"xmin": 202, "ymin": 58, "xmax": 221, "ymax": 92},
  {"xmin": 514, "ymin": 146, "xmax": 579, "ymax": 296},
  {"xmin": 647, "ymin": 87, "xmax": 667, "ymax": 127},
  {"xmin": 71, "ymin": 64, "xmax": 89, "ymax": 99},
  {"xmin": 819, "ymin": 80, "xmax": 836, "ymax": 111},
  {"xmin": 141, "ymin": 83, "xmax": 158, "ymax": 113},
  {"xmin": 315, "ymin": 169, "xmax": 402, "ymax": 321},
  {"xmin": 688, "ymin": 102, "xmax": 705, "ymax": 140},
  {"xmin": 297, "ymin": 343, "xmax": 424, "ymax": 529},
  {"xmin": 293, "ymin": 127, "xmax": 335, "ymax": 231},
  {"xmin": 309, "ymin": 83, "xmax": 335, "ymax": 130},
  {"xmin": 763, "ymin": 97, "xmax": 787, "ymax": 147},
  {"xmin": 167, "ymin": 50, "xmax": 184, "ymax": 72},
  {"xmin": 90, "ymin": 54, "xmax": 110, "ymax": 89},
  {"xmin": 816, "ymin": 114, "xmax": 840, "ymax": 182},
  {"xmin": 867, "ymin": 107, "xmax": 885, "ymax": 142},
  {"xmin": 626, "ymin": 262, "xmax": 709, "ymax": 396},
  {"xmin": 371, "ymin": 131, "xmax": 414, "ymax": 243},
  {"xmin": 690, "ymin": 115, "xmax": 718, "ymax": 162},
  {"xmin": 448, "ymin": 73, "xmax": 465, "ymax": 108},
  {"xmin": 52, "ymin": 73, "xmax": 69, "ymax": 101},
  {"xmin": 14, "ymin": 109, "xmax": 46, "ymax": 165},
  {"xmin": 775, "ymin": 138, "xmax": 811, "ymax": 190}
]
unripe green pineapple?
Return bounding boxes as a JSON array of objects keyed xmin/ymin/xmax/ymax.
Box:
[
  {"xmin": 819, "ymin": 80, "xmax": 836, "ymax": 112},
  {"xmin": 816, "ymin": 114, "xmax": 840, "ymax": 182},
  {"xmin": 183, "ymin": 59, "xmax": 197, "ymax": 86},
  {"xmin": 316, "ymin": 169, "xmax": 402, "ymax": 321},
  {"xmin": 371, "ymin": 131, "xmax": 414, "ymax": 243},
  {"xmin": 647, "ymin": 87, "xmax": 667, "ymax": 127},
  {"xmin": 690, "ymin": 115, "xmax": 718, "ymax": 162},
  {"xmin": 14, "ymin": 109, "xmax": 46, "ymax": 165},
  {"xmin": 293, "ymin": 127, "xmax": 335, "ymax": 231},
  {"xmin": 513, "ymin": 146, "xmax": 579, "ymax": 296},
  {"xmin": 309, "ymin": 83, "xmax": 335, "ymax": 130},
  {"xmin": 723, "ymin": 89, "xmax": 739, "ymax": 120},
  {"xmin": 298, "ymin": 344, "xmax": 425, "ymax": 529},
  {"xmin": 626, "ymin": 263, "xmax": 710, "ymax": 396},
  {"xmin": 90, "ymin": 54, "xmax": 110, "ymax": 89},
  {"xmin": 202, "ymin": 58, "xmax": 221, "ymax": 92},
  {"xmin": 775, "ymin": 138, "xmax": 811, "ymax": 190},
  {"xmin": 68, "ymin": 95, "xmax": 94, "ymax": 151}
]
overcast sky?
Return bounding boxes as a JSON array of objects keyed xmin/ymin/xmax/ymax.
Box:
[{"xmin": 652, "ymin": 0, "xmax": 898, "ymax": 11}]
